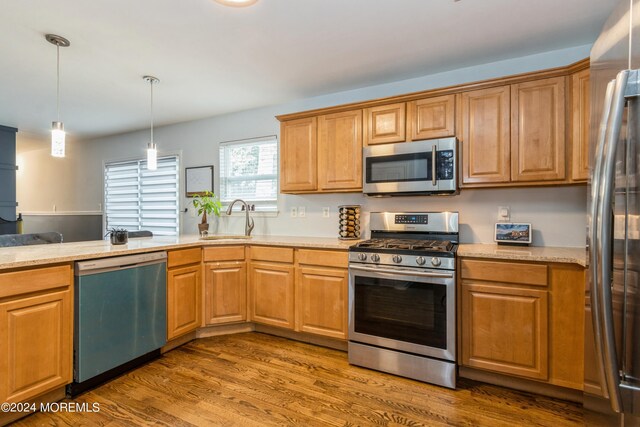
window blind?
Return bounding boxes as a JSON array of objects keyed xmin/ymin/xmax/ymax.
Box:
[
  {"xmin": 219, "ymin": 136, "xmax": 278, "ymax": 211},
  {"xmin": 104, "ymin": 156, "xmax": 180, "ymax": 236}
]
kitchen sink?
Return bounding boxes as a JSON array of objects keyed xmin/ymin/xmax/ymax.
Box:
[{"xmin": 200, "ymin": 235, "xmax": 252, "ymax": 240}]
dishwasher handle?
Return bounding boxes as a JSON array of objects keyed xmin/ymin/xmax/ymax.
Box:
[{"xmin": 75, "ymin": 251, "xmax": 167, "ymax": 276}]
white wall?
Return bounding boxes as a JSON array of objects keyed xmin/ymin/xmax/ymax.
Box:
[{"xmin": 16, "ymin": 44, "xmax": 591, "ymax": 247}]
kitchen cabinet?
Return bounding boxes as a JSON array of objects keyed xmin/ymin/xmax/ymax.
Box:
[
  {"xmin": 363, "ymin": 103, "xmax": 406, "ymax": 145},
  {"xmin": 295, "ymin": 249, "xmax": 348, "ymax": 340},
  {"xmin": 203, "ymin": 246, "xmax": 247, "ymax": 325},
  {"xmin": 459, "ymin": 258, "xmax": 585, "ymax": 390},
  {"xmin": 408, "ymin": 95, "xmax": 456, "ymax": 140},
  {"xmin": 248, "ymin": 246, "xmax": 295, "ymax": 329},
  {"xmin": 167, "ymin": 248, "xmax": 202, "ymax": 340},
  {"xmin": 571, "ymin": 68, "xmax": 590, "ymax": 182},
  {"xmin": 318, "ymin": 110, "xmax": 363, "ymax": 191},
  {"xmin": 0, "ymin": 265, "xmax": 72, "ymax": 403},
  {"xmin": 511, "ymin": 77, "xmax": 566, "ymax": 182},
  {"xmin": 280, "ymin": 117, "xmax": 317, "ymax": 192},
  {"xmin": 459, "ymin": 86, "xmax": 511, "ymax": 184}
]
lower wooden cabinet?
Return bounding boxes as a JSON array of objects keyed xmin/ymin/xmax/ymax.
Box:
[
  {"xmin": 204, "ymin": 261, "xmax": 247, "ymax": 325},
  {"xmin": 296, "ymin": 266, "xmax": 348, "ymax": 339},
  {"xmin": 167, "ymin": 264, "xmax": 202, "ymax": 340},
  {"xmin": 249, "ymin": 262, "xmax": 295, "ymax": 329},
  {"xmin": 459, "ymin": 258, "xmax": 585, "ymax": 390},
  {"xmin": 461, "ymin": 283, "xmax": 549, "ymax": 380},
  {"xmin": 0, "ymin": 265, "xmax": 72, "ymax": 404}
]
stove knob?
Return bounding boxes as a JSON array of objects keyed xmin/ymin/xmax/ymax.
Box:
[
  {"xmin": 371, "ymin": 254, "xmax": 380, "ymax": 263},
  {"xmin": 357, "ymin": 253, "xmax": 367, "ymax": 261},
  {"xmin": 416, "ymin": 256, "xmax": 426, "ymax": 266},
  {"xmin": 392, "ymin": 255, "xmax": 403, "ymax": 264},
  {"xmin": 431, "ymin": 257, "xmax": 442, "ymax": 267}
]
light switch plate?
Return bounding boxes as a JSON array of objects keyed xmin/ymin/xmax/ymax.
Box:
[
  {"xmin": 290, "ymin": 207, "xmax": 298, "ymax": 218},
  {"xmin": 322, "ymin": 207, "xmax": 330, "ymax": 218},
  {"xmin": 298, "ymin": 207, "xmax": 306, "ymax": 218}
]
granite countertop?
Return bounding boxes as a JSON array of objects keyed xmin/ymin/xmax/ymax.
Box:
[
  {"xmin": 0, "ymin": 235, "xmax": 359, "ymax": 271},
  {"xmin": 0, "ymin": 236, "xmax": 587, "ymax": 271},
  {"xmin": 457, "ymin": 243, "xmax": 586, "ymax": 267}
]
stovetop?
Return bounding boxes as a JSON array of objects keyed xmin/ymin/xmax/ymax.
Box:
[{"xmin": 354, "ymin": 238, "xmax": 454, "ymax": 252}]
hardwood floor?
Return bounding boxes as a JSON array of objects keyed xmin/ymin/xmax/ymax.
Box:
[{"xmin": 14, "ymin": 333, "xmax": 583, "ymax": 426}]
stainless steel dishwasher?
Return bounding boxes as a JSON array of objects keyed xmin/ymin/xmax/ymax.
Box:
[{"xmin": 68, "ymin": 251, "xmax": 167, "ymax": 396}]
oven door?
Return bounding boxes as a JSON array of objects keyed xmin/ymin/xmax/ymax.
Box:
[
  {"xmin": 348, "ymin": 263, "xmax": 455, "ymax": 361},
  {"xmin": 362, "ymin": 138, "xmax": 457, "ymax": 195}
]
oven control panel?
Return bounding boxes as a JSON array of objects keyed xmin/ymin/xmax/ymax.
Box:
[{"xmin": 395, "ymin": 214, "xmax": 428, "ymax": 224}]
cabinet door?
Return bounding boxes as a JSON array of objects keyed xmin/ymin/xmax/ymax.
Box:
[
  {"xmin": 408, "ymin": 95, "xmax": 455, "ymax": 140},
  {"xmin": 461, "ymin": 282, "xmax": 548, "ymax": 380},
  {"xmin": 167, "ymin": 264, "xmax": 202, "ymax": 340},
  {"xmin": 204, "ymin": 261, "xmax": 247, "ymax": 325},
  {"xmin": 280, "ymin": 117, "xmax": 317, "ymax": 192},
  {"xmin": 296, "ymin": 266, "xmax": 348, "ymax": 340},
  {"xmin": 460, "ymin": 86, "xmax": 511, "ymax": 185},
  {"xmin": 0, "ymin": 289, "xmax": 72, "ymax": 403},
  {"xmin": 249, "ymin": 262, "xmax": 295, "ymax": 329},
  {"xmin": 571, "ymin": 69, "xmax": 590, "ymax": 182},
  {"xmin": 318, "ymin": 110, "xmax": 363, "ymax": 191},
  {"xmin": 511, "ymin": 77, "xmax": 566, "ymax": 182},
  {"xmin": 363, "ymin": 103, "xmax": 406, "ymax": 145}
]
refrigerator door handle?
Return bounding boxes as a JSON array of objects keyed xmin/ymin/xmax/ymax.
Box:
[
  {"xmin": 590, "ymin": 78, "xmax": 617, "ymax": 401},
  {"xmin": 596, "ymin": 69, "xmax": 633, "ymax": 413}
]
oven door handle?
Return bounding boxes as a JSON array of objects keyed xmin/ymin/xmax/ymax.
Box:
[{"xmin": 349, "ymin": 264, "xmax": 453, "ymax": 279}]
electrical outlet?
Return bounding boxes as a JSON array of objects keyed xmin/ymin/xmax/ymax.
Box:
[
  {"xmin": 290, "ymin": 207, "xmax": 298, "ymax": 218},
  {"xmin": 322, "ymin": 207, "xmax": 330, "ymax": 218},
  {"xmin": 298, "ymin": 206, "xmax": 306, "ymax": 218},
  {"xmin": 498, "ymin": 206, "xmax": 510, "ymax": 221}
]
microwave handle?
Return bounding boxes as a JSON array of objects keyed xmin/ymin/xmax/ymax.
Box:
[{"xmin": 431, "ymin": 145, "xmax": 437, "ymax": 186}]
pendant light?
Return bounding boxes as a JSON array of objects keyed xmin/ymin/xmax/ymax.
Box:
[
  {"xmin": 143, "ymin": 75, "xmax": 159, "ymax": 170},
  {"xmin": 45, "ymin": 34, "xmax": 70, "ymax": 158}
]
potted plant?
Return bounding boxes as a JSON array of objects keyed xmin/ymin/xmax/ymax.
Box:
[
  {"xmin": 105, "ymin": 227, "xmax": 128, "ymax": 245},
  {"xmin": 192, "ymin": 191, "xmax": 222, "ymax": 234}
]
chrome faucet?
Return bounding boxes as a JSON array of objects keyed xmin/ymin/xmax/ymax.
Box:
[{"xmin": 226, "ymin": 199, "xmax": 255, "ymax": 236}]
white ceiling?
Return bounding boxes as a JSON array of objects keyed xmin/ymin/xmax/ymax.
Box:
[{"xmin": 0, "ymin": 0, "xmax": 617, "ymax": 139}]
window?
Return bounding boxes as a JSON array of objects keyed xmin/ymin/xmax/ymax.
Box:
[
  {"xmin": 219, "ymin": 136, "xmax": 278, "ymax": 211},
  {"xmin": 104, "ymin": 156, "xmax": 180, "ymax": 236}
]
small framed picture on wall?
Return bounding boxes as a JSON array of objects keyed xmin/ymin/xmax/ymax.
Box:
[{"xmin": 185, "ymin": 166, "xmax": 214, "ymax": 197}]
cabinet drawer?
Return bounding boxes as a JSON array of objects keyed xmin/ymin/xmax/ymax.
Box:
[
  {"xmin": 250, "ymin": 246, "xmax": 294, "ymax": 263},
  {"xmin": 168, "ymin": 248, "xmax": 201, "ymax": 268},
  {"xmin": 203, "ymin": 246, "xmax": 245, "ymax": 262},
  {"xmin": 297, "ymin": 249, "xmax": 348, "ymax": 269},
  {"xmin": 460, "ymin": 259, "xmax": 547, "ymax": 287},
  {"xmin": 0, "ymin": 265, "xmax": 71, "ymax": 299}
]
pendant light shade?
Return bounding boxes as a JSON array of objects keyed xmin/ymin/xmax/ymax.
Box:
[
  {"xmin": 144, "ymin": 76, "xmax": 159, "ymax": 171},
  {"xmin": 45, "ymin": 34, "xmax": 70, "ymax": 158}
]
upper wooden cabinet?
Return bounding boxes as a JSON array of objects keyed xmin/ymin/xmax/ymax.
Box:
[
  {"xmin": 460, "ymin": 86, "xmax": 511, "ymax": 184},
  {"xmin": 363, "ymin": 103, "xmax": 406, "ymax": 145},
  {"xmin": 511, "ymin": 77, "xmax": 566, "ymax": 182},
  {"xmin": 280, "ymin": 117, "xmax": 317, "ymax": 192},
  {"xmin": 408, "ymin": 95, "xmax": 456, "ymax": 140},
  {"xmin": 571, "ymin": 69, "xmax": 590, "ymax": 182},
  {"xmin": 318, "ymin": 110, "xmax": 363, "ymax": 191}
]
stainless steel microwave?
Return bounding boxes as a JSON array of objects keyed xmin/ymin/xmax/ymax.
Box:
[{"xmin": 362, "ymin": 137, "xmax": 458, "ymax": 196}]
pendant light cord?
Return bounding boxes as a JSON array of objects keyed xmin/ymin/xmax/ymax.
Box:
[
  {"xmin": 150, "ymin": 79, "xmax": 154, "ymax": 144},
  {"xmin": 56, "ymin": 43, "xmax": 60, "ymax": 122}
]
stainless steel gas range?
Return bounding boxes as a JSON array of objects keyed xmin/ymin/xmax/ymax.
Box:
[{"xmin": 348, "ymin": 211, "xmax": 458, "ymax": 389}]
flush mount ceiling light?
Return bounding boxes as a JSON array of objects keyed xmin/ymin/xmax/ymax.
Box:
[
  {"xmin": 144, "ymin": 75, "xmax": 159, "ymax": 171},
  {"xmin": 213, "ymin": 0, "xmax": 258, "ymax": 7},
  {"xmin": 45, "ymin": 34, "xmax": 70, "ymax": 158}
]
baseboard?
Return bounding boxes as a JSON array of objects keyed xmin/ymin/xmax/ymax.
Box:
[
  {"xmin": 162, "ymin": 331, "xmax": 197, "ymax": 354},
  {"xmin": 197, "ymin": 322, "xmax": 255, "ymax": 338},
  {"xmin": 254, "ymin": 324, "xmax": 348, "ymax": 351},
  {"xmin": 458, "ymin": 366, "xmax": 583, "ymax": 403},
  {"xmin": 0, "ymin": 386, "xmax": 66, "ymax": 426}
]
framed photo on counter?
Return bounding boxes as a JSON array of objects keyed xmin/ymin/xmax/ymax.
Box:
[{"xmin": 185, "ymin": 165, "xmax": 213, "ymax": 197}]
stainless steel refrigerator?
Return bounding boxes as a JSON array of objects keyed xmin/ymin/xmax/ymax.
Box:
[{"xmin": 587, "ymin": 0, "xmax": 640, "ymax": 425}]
